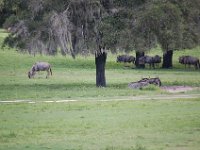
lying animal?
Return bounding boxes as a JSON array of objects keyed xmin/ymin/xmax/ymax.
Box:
[
  {"xmin": 128, "ymin": 77, "xmax": 161, "ymax": 89},
  {"xmin": 28, "ymin": 62, "xmax": 52, "ymax": 78}
]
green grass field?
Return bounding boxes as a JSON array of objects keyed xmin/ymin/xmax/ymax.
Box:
[
  {"xmin": 0, "ymin": 29, "xmax": 200, "ymax": 150},
  {"xmin": 0, "ymin": 45, "xmax": 200, "ymax": 101},
  {"xmin": 1, "ymin": 100, "xmax": 200, "ymax": 150}
]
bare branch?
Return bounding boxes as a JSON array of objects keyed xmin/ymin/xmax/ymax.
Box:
[{"xmin": 50, "ymin": 10, "xmax": 74, "ymax": 57}]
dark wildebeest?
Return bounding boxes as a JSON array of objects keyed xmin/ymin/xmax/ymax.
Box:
[
  {"xmin": 153, "ymin": 55, "xmax": 161, "ymax": 63},
  {"xmin": 116, "ymin": 55, "xmax": 135, "ymax": 64},
  {"xmin": 28, "ymin": 62, "xmax": 52, "ymax": 78},
  {"xmin": 153, "ymin": 55, "xmax": 162, "ymax": 68},
  {"xmin": 138, "ymin": 55, "xmax": 155, "ymax": 68},
  {"xmin": 179, "ymin": 55, "xmax": 200, "ymax": 69},
  {"xmin": 138, "ymin": 55, "xmax": 162, "ymax": 69}
]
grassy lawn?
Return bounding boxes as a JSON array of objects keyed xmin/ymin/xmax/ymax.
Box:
[
  {"xmin": 0, "ymin": 29, "xmax": 200, "ymax": 150},
  {"xmin": 0, "ymin": 49, "xmax": 200, "ymax": 101},
  {"xmin": 1, "ymin": 100, "xmax": 200, "ymax": 150},
  {"xmin": 0, "ymin": 30, "xmax": 200, "ymax": 101},
  {"xmin": 0, "ymin": 44, "xmax": 200, "ymax": 101}
]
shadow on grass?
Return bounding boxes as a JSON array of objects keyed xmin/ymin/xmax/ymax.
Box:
[
  {"xmin": 0, "ymin": 82, "xmax": 130, "ymax": 90},
  {"xmin": 0, "ymin": 82, "xmax": 130, "ymax": 100}
]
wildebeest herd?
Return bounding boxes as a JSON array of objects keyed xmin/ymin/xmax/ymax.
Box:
[
  {"xmin": 116, "ymin": 54, "xmax": 162, "ymax": 68},
  {"xmin": 116, "ymin": 54, "xmax": 199, "ymax": 69},
  {"xmin": 138, "ymin": 55, "xmax": 162, "ymax": 69},
  {"xmin": 27, "ymin": 55, "xmax": 199, "ymax": 79}
]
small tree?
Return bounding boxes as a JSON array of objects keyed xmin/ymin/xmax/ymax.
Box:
[{"xmin": 140, "ymin": 2, "xmax": 183, "ymax": 68}]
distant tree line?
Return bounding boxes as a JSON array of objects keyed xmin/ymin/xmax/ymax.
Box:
[{"xmin": 0, "ymin": 0, "xmax": 200, "ymax": 86}]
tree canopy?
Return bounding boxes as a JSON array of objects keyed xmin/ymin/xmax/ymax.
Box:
[
  {"xmin": 1, "ymin": 0, "xmax": 200, "ymax": 87},
  {"xmin": 1, "ymin": 0, "xmax": 200, "ymax": 56}
]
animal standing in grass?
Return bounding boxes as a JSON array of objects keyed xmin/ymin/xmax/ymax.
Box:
[
  {"xmin": 138, "ymin": 56, "xmax": 154, "ymax": 68},
  {"xmin": 138, "ymin": 55, "xmax": 162, "ymax": 69},
  {"xmin": 179, "ymin": 55, "xmax": 200, "ymax": 69},
  {"xmin": 116, "ymin": 55, "xmax": 135, "ymax": 64},
  {"xmin": 28, "ymin": 62, "xmax": 52, "ymax": 78}
]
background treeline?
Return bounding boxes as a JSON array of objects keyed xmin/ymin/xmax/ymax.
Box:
[{"xmin": 0, "ymin": 0, "xmax": 200, "ymax": 68}]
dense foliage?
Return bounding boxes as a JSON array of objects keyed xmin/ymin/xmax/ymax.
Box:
[{"xmin": 1, "ymin": 0, "xmax": 200, "ymax": 65}]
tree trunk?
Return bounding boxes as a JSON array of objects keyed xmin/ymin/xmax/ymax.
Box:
[
  {"xmin": 162, "ymin": 50, "xmax": 173, "ymax": 68},
  {"xmin": 135, "ymin": 51, "xmax": 145, "ymax": 68},
  {"xmin": 95, "ymin": 52, "xmax": 107, "ymax": 87}
]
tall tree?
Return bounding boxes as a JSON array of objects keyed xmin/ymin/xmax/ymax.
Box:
[
  {"xmin": 2, "ymin": 0, "xmax": 113, "ymax": 87},
  {"xmin": 136, "ymin": 0, "xmax": 200, "ymax": 68},
  {"xmin": 138, "ymin": 2, "xmax": 183, "ymax": 68},
  {"xmin": 2, "ymin": 0, "xmax": 200, "ymax": 81},
  {"xmin": 176, "ymin": 0, "xmax": 200, "ymax": 49},
  {"xmin": 100, "ymin": 0, "xmax": 156, "ymax": 68}
]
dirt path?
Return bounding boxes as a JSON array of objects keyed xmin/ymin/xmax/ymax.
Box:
[
  {"xmin": 0, "ymin": 93, "xmax": 200, "ymax": 104},
  {"xmin": 160, "ymin": 86, "xmax": 199, "ymax": 93}
]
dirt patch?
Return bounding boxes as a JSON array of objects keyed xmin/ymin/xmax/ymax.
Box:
[{"xmin": 161, "ymin": 86, "xmax": 197, "ymax": 93}]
